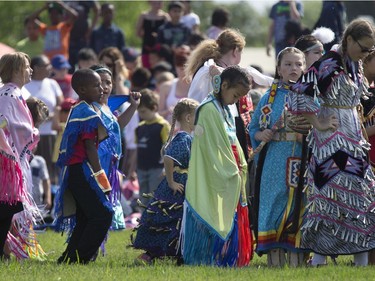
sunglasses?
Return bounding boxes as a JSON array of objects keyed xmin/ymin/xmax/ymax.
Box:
[{"xmin": 354, "ymin": 38, "xmax": 375, "ymax": 53}]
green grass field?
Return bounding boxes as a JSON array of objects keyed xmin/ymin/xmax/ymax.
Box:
[{"xmin": 0, "ymin": 229, "xmax": 374, "ymax": 281}]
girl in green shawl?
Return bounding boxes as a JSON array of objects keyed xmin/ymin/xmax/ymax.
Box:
[{"xmin": 182, "ymin": 66, "xmax": 254, "ymax": 267}]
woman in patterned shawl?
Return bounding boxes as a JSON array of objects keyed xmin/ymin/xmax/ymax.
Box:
[{"xmin": 287, "ymin": 18, "xmax": 375, "ymax": 266}]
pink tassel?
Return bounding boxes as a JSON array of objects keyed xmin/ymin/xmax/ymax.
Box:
[
  {"xmin": 0, "ymin": 153, "xmax": 24, "ymax": 204},
  {"xmin": 6, "ymin": 233, "xmax": 29, "ymax": 260}
]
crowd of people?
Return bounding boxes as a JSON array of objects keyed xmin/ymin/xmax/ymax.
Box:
[{"xmin": 2, "ymin": 0, "xmax": 375, "ymax": 269}]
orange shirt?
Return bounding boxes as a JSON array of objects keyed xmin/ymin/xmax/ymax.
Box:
[{"xmin": 40, "ymin": 21, "xmax": 73, "ymax": 59}]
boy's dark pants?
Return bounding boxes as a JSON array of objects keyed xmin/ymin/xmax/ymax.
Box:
[{"xmin": 59, "ymin": 164, "xmax": 113, "ymax": 264}]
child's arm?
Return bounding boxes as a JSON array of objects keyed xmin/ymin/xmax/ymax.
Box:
[
  {"xmin": 52, "ymin": 106, "xmax": 61, "ymax": 132},
  {"xmin": 158, "ymin": 81, "xmax": 173, "ymax": 118},
  {"xmin": 84, "ymin": 138, "xmax": 101, "ymax": 172},
  {"xmin": 84, "ymin": 138, "xmax": 112, "ymax": 193},
  {"xmin": 117, "ymin": 92, "xmax": 141, "ymax": 129},
  {"xmin": 42, "ymin": 178, "xmax": 52, "ymax": 210},
  {"xmin": 55, "ymin": 1, "xmax": 78, "ymax": 24},
  {"xmin": 135, "ymin": 12, "xmax": 146, "ymax": 38},
  {"xmin": 86, "ymin": 2, "xmax": 100, "ymax": 43},
  {"xmin": 27, "ymin": 2, "xmax": 49, "ymax": 27},
  {"xmin": 124, "ymin": 149, "xmax": 137, "ymax": 181},
  {"xmin": 302, "ymin": 113, "xmax": 338, "ymax": 131},
  {"xmin": 164, "ymin": 156, "xmax": 184, "ymax": 195}
]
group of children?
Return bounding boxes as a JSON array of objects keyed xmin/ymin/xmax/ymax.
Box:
[
  {"xmin": 3, "ymin": 15, "xmax": 375, "ymax": 270},
  {"xmin": 9, "ymin": 57, "xmax": 251, "ymax": 265},
  {"xmin": 53, "ymin": 64, "xmax": 252, "ymax": 265}
]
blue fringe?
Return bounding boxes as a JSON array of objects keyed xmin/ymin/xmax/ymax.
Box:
[
  {"xmin": 57, "ymin": 102, "xmax": 105, "ymax": 168},
  {"xmin": 183, "ymin": 204, "xmax": 239, "ymax": 267},
  {"xmin": 53, "ymin": 162, "xmax": 114, "ymax": 242}
]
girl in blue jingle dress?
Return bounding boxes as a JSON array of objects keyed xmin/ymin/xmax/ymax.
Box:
[
  {"xmin": 90, "ymin": 65, "xmax": 141, "ymax": 231},
  {"xmin": 249, "ymin": 47, "xmax": 306, "ymax": 267},
  {"xmin": 132, "ymin": 98, "xmax": 199, "ymax": 264}
]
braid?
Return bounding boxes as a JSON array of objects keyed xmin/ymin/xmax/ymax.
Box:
[{"xmin": 160, "ymin": 98, "xmax": 199, "ymax": 157}]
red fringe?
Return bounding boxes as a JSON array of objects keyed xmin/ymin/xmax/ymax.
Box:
[
  {"xmin": 230, "ymin": 144, "xmax": 254, "ymax": 266},
  {"xmin": 237, "ymin": 203, "xmax": 253, "ymax": 267}
]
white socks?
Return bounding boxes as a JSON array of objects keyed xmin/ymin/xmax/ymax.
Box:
[
  {"xmin": 353, "ymin": 252, "xmax": 368, "ymax": 266},
  {"xmin": 267, "ymin": 249, "xmax": 286, "ymax": 267},
  {"xmin": 312, "ymin": 252, "xmax": 368, "ymax": 266},
  {"xmin": 311, "ymin": 253, "xmax": 326, "ymax": 266}
]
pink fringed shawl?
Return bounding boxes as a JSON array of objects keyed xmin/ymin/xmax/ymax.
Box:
[{"xmin": 0, "ymin": 83, "xmax": 37, "ymax": 203}]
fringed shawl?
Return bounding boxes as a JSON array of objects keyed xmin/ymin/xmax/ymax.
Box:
[
  {"xmin": 57, "ymin": 100, "xmax": 108, "ymax": 168},
  {"xmin": 0, "ymin": 83, "xmax": 37, "ymax": 203},
  {"xmin": 184, "ymin": 95, "xmax": 247, "ymax": 240}
]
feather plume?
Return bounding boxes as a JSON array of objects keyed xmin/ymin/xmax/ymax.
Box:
[{"xmin": 312, "ymin": 27, "xmax": 335, "ymax": 44}]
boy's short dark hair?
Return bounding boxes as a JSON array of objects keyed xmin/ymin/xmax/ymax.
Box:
[
  {"xmin": 211, "ymin": 8, "xmax": 229, "ymax": 27},
  {"xmin": 78, "ymin": 48, "xmax": 97, "ymax": 61},
  {"xmin": 139, "ymin": 89, "xmax": 159, "ymax": 110},
  {"xmin": 71, "ymin": 69, "xmax": 97, "ymax": 94},
  {"xmin": 168, "ymin": 1, "xmax": 184, "ymax": 11},
  {"xmin": 131, "ymin": 67, "xmax": 151, "ymax": 89}
]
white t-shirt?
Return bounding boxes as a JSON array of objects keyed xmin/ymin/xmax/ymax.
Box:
[
  {"xmin": 181, "ymin": 12, "xmax": 200, "ymax": 31},
  {"xmin": 122, "ymin": 103, "xmax": 139, "ymax": 150},
  {"xmin": 25, "ymin": 78, "xmax": 63, "ymax": 135},
  {"xmin": 188, "ymin": 59, "xmax": 238, "ymax": 117}
]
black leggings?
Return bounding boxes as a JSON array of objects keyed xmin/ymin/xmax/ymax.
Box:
[
  {"xmin": 59, "ymin": 164, "xmax": 113, "ymax": 264},
  {"xmin": 0, "ymin": 202, "xmax": 23, "ymax": 258}
]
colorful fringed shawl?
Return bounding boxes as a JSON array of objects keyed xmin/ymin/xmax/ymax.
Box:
[
  {"xmin": 0, "ymin": 83, "xmax": 45, "ymax": 260},
  {"xmin": 181, "ymin": 94, "xmax": 253, "ymax": 266},
  {"xmin": 54, "ymin": 101, "xmax": 112, "ymax": 234}
]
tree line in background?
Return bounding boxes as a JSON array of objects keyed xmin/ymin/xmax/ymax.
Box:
[
  {"xmin": 0, "ymin": 1, "xmax": 322, "ymax": 49},
  {"xmin": 0, "ymin": 1, "xmax": 374, "ymax": 50}
]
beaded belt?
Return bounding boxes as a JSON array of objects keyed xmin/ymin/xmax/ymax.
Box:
[{"xmin": 272, "ymin": 132, "xmax": 298, "ymax": 141}]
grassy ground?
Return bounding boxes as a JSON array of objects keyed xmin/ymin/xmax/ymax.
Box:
[{"xmin": 1, "ymin": 229, "xmax": 374, "ymax": 281}]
